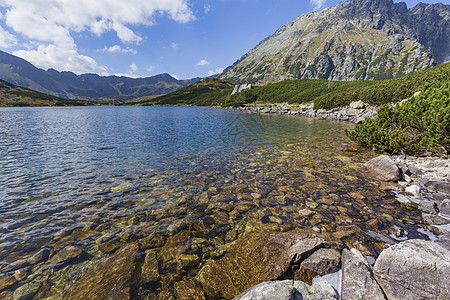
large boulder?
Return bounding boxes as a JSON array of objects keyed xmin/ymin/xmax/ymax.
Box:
[
  {"xmin": 341, "ymin": 248, "xmax": 386, "ymax": 300},
  {"xmin": 364, "ymin": 155, "xmax": 402, "ymax": 182},
  {"xmin": 373, "ymin": 239, "xmax": 450, "ymax": 300}
]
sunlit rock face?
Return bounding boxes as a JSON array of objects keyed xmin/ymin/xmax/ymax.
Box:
[{"xmin": 221, "ymin": 0, "xmax": 449, "ymax": 84}]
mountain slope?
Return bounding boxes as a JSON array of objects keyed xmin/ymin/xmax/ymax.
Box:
[
  {"xmin": 0, "ymin": 79, "xmax": 96, "ymax": 107},
  {"xmin": 220, "ymin": 0, "xmax": 449, "ymax": 84},
  {"xmin": 129, "ymin": 78, "xmax": 234, "ymax": 106},
  {"xmin": 0, "ymin": 50, "xmax": 200, "ymax": 102}
]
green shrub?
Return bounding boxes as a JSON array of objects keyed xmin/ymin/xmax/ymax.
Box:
[{"xmin": 346, "ymin": 83, "xmax": 450, "ymax": 155}]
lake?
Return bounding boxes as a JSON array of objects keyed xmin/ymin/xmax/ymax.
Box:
[{"xmin": 0, "ymin": 106, "xmax": 427, "ymax": 298}]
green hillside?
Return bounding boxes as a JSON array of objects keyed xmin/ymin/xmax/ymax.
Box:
[
  {"xmin": 0, "ymin": 79, "xmax": 97, "ymax": 107},
  {"xmin": 220, "ymin": 62, "xmax": 450, "ymax": 108},
  {"xmin": 128, "ymin": 77, "xmax": 234, "ymax": 106}
]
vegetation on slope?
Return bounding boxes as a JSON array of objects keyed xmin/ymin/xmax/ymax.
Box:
[
  {"xmin": 219, "ymin": 62, "xmax": 449, "ymax": 109},
  {"xmin": 0, "ymin": 79, "xmax": 96, "ymax": 107},
  {"xmin": 128, "ymin": 78, "xmax": 234, "ymax": 106},
  {"xmin": 346, "ymin": 83, "xmax": 449, "ymax": 155}
]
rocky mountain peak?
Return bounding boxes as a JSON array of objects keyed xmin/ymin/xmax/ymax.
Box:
[{"xmin": 220, "ymin": 0, "xmax": 448, "ymax": 84}]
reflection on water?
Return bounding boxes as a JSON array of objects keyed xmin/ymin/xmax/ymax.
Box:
[{"xmin": 0, "ymin": 106, "xmax": 427, "ymax": 299}]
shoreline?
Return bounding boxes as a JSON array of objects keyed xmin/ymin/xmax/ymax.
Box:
[{"xmin": 231, "ymin": 102, "xmax": 450, "ymax": 249}]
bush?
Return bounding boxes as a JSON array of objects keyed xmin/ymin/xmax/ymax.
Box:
[{"xmin": 346, "ymin": 83, "xmax": 450, "ymax": 155}]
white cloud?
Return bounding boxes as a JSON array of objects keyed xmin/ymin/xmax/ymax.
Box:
[
  {"xmin": 196, "ymin": 59, "xmax": 209, "ymax": 66},
  {"xmin": 171, "ymin": 42, "xmax": 178, "ymax": 49},
  {"xmin": 99, "ymin": 45, "xmax": 137, "ymax": 54},
  {"xmin": 310, "ymin": 0, "xmax": 327, "ymax": 11},
  {"xmin": 0, "ymin": 25, "xmax": 17, "ymax": 48},
  {"xmin": 13, "ymin": 44, "xmax": 106, "ymax": 74},
  {"xmin": 130, "ymin": 63, "xmax": 138, "ymax": 72},
  {"xmin": 170, "ymin": 73, "xmax": 179, "ymax": 80},
  {"xmin": 204, "ymin": 4, "xmax": 211, "ymax": 14},
  {"xmin": 207, "ymin": 68, "xmax": 224, "ymax": 76},
  {"xmin": 147, "ymin": 65, "xmax": 154, "ymax": 72},
  {"xmin": 0, "ymin": 0, "xmax": 195, "ymax": 74}
]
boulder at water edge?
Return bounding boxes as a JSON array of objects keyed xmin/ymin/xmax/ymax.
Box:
[
  {"xmin": 364, "ymin": 155, "xmax": 402, "ymax": 182},
  {"xmin": 341, "ymin": 248, "xmax": 385, "ymax": 300},
  {"xmin": 373, "ymin": 239, "xmax": 450, "ymax": 300}
]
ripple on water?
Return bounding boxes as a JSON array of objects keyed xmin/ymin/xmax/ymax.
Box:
[{"xmin": 0, "ymin": 106, "xmax": 430, "ymax": 299}]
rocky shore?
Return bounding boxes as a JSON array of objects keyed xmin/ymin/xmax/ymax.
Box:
[{"xmin": 232, "ymin": 101, "xmax": 377, "ymax": 123}]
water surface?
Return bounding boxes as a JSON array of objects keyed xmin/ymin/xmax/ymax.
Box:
[{"xmin": 0, "ymin": 106, "xmax": 427, "ymax": 298}]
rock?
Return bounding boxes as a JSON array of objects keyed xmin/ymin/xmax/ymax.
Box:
[
  {"xmin": 12, "ymin": 282, "xmax": 41, "ymax": 300},
  {"xmin": 176, "ymin": 254, "xmax": 201, "ymax": 269},
  {"xmin": 405, "ymin": 185, "xmax": 422, "ymax": 196},
  {"xmin": 336, "ymin": 143, "xmax": 358, "ymax": 152},
  {"xmin": 49, "ymin": 245, "xmax": 86, "ymax": 268},
  {"xmin": 233, "ymin": 280, "xmax": 294, "ymax": 300},
  {"xmin": 341, "ymin": 248, "xmax": 385, "ymax": 300},
  {"xmin": 27, "ymin": 247, "xmax": 51, "ymax": 265},
  {"xmin": 0, "ymin": 275, "xmax": 17, "ymax": 292},
  {"xmin": 373, "ymin": 239, "xmax": 450, "ymax": 300},
  {"xmin": 430, "ymin": 181, "xmax": 450, "ymax": 194},
  {"xmin": 141, "ymin": 249, "xmax": 159, "ymax": 285},
  {"xmin": 196, "ymin": 232, "xmax": 342, "ymax": 299},
  {"xmin": 349, "ymin": 101, "xmax": 366, "ymax": 109},
  {"xmin": 64, "ymin": 243, "xmax": 139, "ymax": 300},
  {"xmin": 439, "ymin": 199, "xmax": 450, "ymax": 219},
  {"xmin": 233, "ymin": 280, "xmax": 337, "ymax": 300},
  {"xmin": 299, "ymin": 209, "xmax": 314, "ymax": 216},
  {"xmin": 364, "ymin": 155, "xmax": 402, "ymax": 182},
  {"xmin": 174, "ymin": 279, "xmax": 206, "ymax": 300},
  {"xmin": 298, "ymin": 248, "xmax": 341, "ymax": 284},
  {"xmin": 231, "ymin": 84, "xmax": 252, "ymax": 95}
]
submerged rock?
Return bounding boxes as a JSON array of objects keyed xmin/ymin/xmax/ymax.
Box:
[
  {"xmin": 64, "ymin": 243, "xmax": 140, "ymax": 300},
  {"xmin": 373, "ymin": 239, "xmax": 450, "ymax": 300},
  {"xmin": 364, "ymin": 155, "xmax": 402, "ymax": 182}
]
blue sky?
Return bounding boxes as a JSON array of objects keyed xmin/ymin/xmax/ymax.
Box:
[{"xmin": 0, "ymin": 0, "xmax": 446, "ymax": 79}]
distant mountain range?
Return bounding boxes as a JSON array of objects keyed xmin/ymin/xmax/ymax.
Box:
[
  {"xmin": 220, "ymin": 0, "xmax": 449, "ymax": 84},
  {"xmin": 0, "ymin": 50, "xmax": 200, "ymax": 102}
]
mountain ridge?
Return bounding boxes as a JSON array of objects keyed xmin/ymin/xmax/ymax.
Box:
[
  {"xmin": 220, "ymin": 0, "xmax": 449, "ymax": 84},
  {"xmin": 0, "ymin": 50, "xmax": 200, "ymax": 103}
]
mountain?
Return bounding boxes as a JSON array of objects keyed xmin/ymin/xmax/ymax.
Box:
[
  {"xmin": 0, "ymin": 78, "xmax": 96, "ymax": 107},
  {"xmin": 0, "ymin": 50, "xmax": 200, "ymax": 103},
  {"xmin": 129, "ymin": 77, "xmax": 234, "ymax": 106},
  {"xmin": 220, "ymin": 0, "xmax": 449, "ymax": 84}
]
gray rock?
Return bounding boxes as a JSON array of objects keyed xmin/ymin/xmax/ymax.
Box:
[
  {"xmin": 233, "ymin": 280, "xmax": 294, "ymax": 300},
  {"xmin": 349, "ymin": 100, "xmax": 365, "ymax": 109},
  {"xmin": 373, "ymin": 239, "xmax": 450, "ymax": 300},
  {"xmin": 341, "ymin": 248, "xmax": 386, "ymax": 300},
  {"xmin": 300, "ymin": 248, "xmax": 341, "ymax": 276},
  {"xmin": 405, "ymin": 185, "xmax": 422, "ymax": 196},
  {"xmin": 233, "ymin": 280, "xmax": 337, "ymax": 300},
  {"xmin": 364, "ymin": 155, "xmax": 402, "ymax": 182},
  {"xmin": 439, "ymin": 199, "xmax": 450, "ymax": 219}
]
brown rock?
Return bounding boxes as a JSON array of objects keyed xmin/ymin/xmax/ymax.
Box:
[
  {"xmin": 364, "ymin": 155, "xmax": 402, "ymax": 182},
  {"xmin": 0, "ymin": 275, "xmax": 17, "ymax": 292},
  {"xmin": 174, "ymin": 279, "xmax": 206, "ymax": 300},
  {"xmin": 49, "ymin": 245, "xmax": 85, "ymax": 267},
  {"xmin": 141, "ymin": 249, "xmax": 159, "ymax": 285},
  {"xmin": 64, "ymin": 243, "xmax": 139, "ymax": 300}
]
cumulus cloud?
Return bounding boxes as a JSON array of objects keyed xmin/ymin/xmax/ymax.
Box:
[
  {"xmin": 171, "ymin": 42, "xmax": 178, "ymax": 49},
  {"xmin": 0, "ymin": 0, "xmax": 195, "ymax": 73},
  {"xmin": 0, "ymin": 25, "xmax": 17, "ymax": 48},
  {"xmin": 13, "ymin": 44, "xmax": 106, "ymax": 74},
  {"xmin": 130, "ymin": 63, "xmax": 138, "ymax": 73},
  {"xmin": 310, "ymin": 0, "xmax": 327, "ymax": 11},
  {"xmin": 196, "ymin": 59, "xmax": 209, "ymax": 66},
  {"xmin": 99, "ymin": 45, "xmax": 137, "ymax": 54},
  {"xmin": 207, "ymin": 68, "xmax": 224, "ymax": 76}
]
